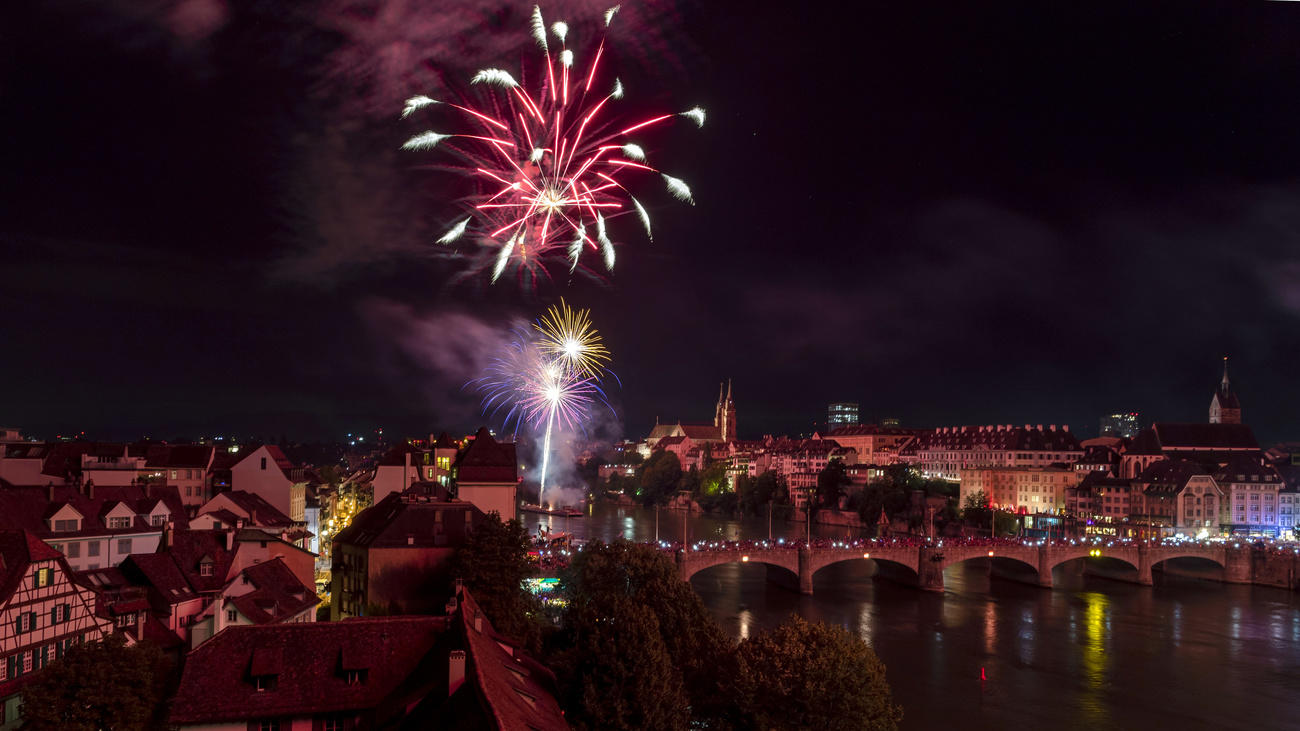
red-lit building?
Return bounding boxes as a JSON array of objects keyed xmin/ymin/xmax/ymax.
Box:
[{"xmin": 0, "ymin": 531, "xmax": 114, "ymax": 729}]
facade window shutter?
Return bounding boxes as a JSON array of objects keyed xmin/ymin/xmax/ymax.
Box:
[{"xmin": 12, "ymin": 618, "xmax": 20, "ymax": 635}]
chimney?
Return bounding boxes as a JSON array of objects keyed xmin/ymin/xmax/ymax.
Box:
[
  {"xmin": 46, "ymin": 483, "xmax": 54, "ymax": 502},
  {"xmin": 448, "ymin": 650, "xmax": 466, "ymax": 697},
  {"xmin": 1049, "ymin": 424, "xmax": 1056, "ymax": 432},
  {"xmin": 86, "ymin": 480, "xmax": 94, "ymax": 500},
  {"xmin": 1063, "ymin": 425, "xmax": 1070, "ymax": 432},
  {"xmin": 1036, "ymin": 424, "xmax": 1043, "ymax": 431},
  {"xmin": 225, "ymin": 528, "xmax": 235, "ymax": 552},
  {"xmin": 162, "ymin": 520, "xmax": 174, "ymax": 550}
]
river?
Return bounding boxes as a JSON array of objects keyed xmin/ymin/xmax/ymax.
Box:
[{"xmin": 524, "ymin": 503, "xmax": 1300, "ymax": 730}]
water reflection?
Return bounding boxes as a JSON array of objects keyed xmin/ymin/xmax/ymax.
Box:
[
  {"xmin": 533, "ymin": 503, "xmax": 1300, "ymax": 730},
  {"xmin": 1079, "ymin": 592, "xmax": 1110, "ymax": 727}
]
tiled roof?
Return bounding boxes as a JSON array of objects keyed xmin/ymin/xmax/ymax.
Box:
[
  {"xmin": 167, "ymin": 529, "xmax": 237, "ymax": 593},
  {"xmin": 456, "ymin": 588, "xmax": 568, "ymax": 731},
  {"xmin": 211, "ymin": 491, "xmax": 295, "ymax": 527},
  {"xmin": 0, "ymin": 530, "xmax": 66, "ymax": 603},
  {"xmin": 1213, "ymin": 454, "xmax": 1283, "ymax": 484},
  {"xmin": 121, "ymin": 552, "xmax": 201, "ymax": 605},
  {"xmin": 825, "ymin": 425, "xmax": 928, "ymax": 437},
  {"xmin": 334, "ymin": 489, "xmax": 486, "ymax": 550},
  {"xmin": 224, "ymin": 558, "xmax": 319, "ymax": 624},
  {"xmin": 679, "ymin": 424, "xmax": 722, "ymax": 441},
  {"xmin": 1138, "ymin": 459, "xmax": 1210, "ymax": 494},
  {"xmin": 168, "ymin": 616, "xmax": 452, "ymax": 724},
  {"xmin": 899, "ymin": 425, "xmax": 1081, "ymax": 455},
  {"xmin": 144, "ymin": 444, "xmax": 215, "ymax": 469},
  {"xmin": 1153, "ymin": 423, "xmax": 1258, "ymax": 450},
  {"xmin": 0, "ymin": 484, "xmax": 187, "ymax": 539},
  {"xmin": 455, "ymin": 428, "xmax": 517, "ymax": 484}
]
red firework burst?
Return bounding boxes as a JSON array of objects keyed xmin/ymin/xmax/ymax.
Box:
[{"xmin": 400, "ymin": 4, "xmax": 703, "ymax": 288}]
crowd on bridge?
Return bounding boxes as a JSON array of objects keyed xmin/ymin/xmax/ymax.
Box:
[{"xmin": 648, "ymin": 535, "xmax": 1300, "ymax": 554}]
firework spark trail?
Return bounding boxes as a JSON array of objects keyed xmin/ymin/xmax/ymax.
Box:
[
  {"xmin": 473, "ymin": 300, "xmax": 613, "ymax": 504},
  {"xmin": 401, "ymin": 4, "xmax": 703, "ymax": 287}
]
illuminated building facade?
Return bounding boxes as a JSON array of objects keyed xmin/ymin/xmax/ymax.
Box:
[
  {"xmin": 1098, "ymin": 412, "xmax": 1140, "ymax": 439},
  {"xmin": 827, "ymin": 402, "xmax": 859, "ymax": 428}
]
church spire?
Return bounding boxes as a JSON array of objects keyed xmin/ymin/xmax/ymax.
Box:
[{"xmin": 1221, "ymin": 356, "xmax": 1230, "ymax": 391}]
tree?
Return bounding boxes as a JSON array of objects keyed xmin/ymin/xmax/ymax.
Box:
[
  {"xmin": 739, "ymin": 470, "xmax": 787, "ymax": 515},
  {"xmin": 639, "ymin": 450, "xmax": 683, "ymax": 506},
  {"xmin": 451, "ymin": 513, "xmax": 543, "ymax": 651},
  {"xmin": 21, "ymin": 634, "xmax": 172, "ymax": 731},
  {"xmin": 698, "ymin": 460, "xmax": 729, "ymax": 497},
  {"xmin": 816, "ymin": 460, "xmax": 851, "ymax": 509},
  {"xmin": 554, "ymin": 599, "xmax": 690, "ymax": 731},
  {"xmin": 558, "ymin": 540, "xmax": 733, "ymax": 725},
  {"xmin": 731, "ymin": 615, "xmax": 903, "ymax": 731},
  {"xmin": 963, "ymin": 489, "xmax": 990, "ymax": 511}
]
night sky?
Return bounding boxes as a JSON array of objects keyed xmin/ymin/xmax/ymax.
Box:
[{"xmin": 4, "ymin": 0, "xmax": 1300, "ymax": 444}]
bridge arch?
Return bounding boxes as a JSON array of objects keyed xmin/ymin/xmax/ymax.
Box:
[
  {"xmin": 678, "ymin": 550, "xmax": 799, "ymax": 583},
  {"xmin": 811, "ymin": 555, "xmax": 920, "ymax": 585},
  {"xmin": 1149, "ymin": 552, "xmax": 1225, "ymax": 571},
  {"xmin": 1045, "ymin": 548, "xmax": 1139, "ymax": 576}
]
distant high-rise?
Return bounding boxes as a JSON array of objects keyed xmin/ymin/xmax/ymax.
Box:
[
  {"xmin": 827, "ymin": 402, "xmax": 859, "ymax": 428},
  {"xmin": 1099, "ymin": 412, "xmax": 1140, "ymax": 438}
]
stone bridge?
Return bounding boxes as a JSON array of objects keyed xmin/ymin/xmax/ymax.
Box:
[{"xmin": 676, "ymin": 543, "xmax": 1249, "ymax": 594}]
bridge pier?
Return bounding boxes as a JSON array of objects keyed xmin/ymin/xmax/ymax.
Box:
[
  {"xmin": 1035, "ymin": 547, "xmax": 1054, "ymax": 589},
  {"xmin": 798, "ymin": 547, "xmax": 814, "ymax": 595},
  {"xmin": 917, "ymin": 547, "xmax": 945, "ymax": 592},
  {"xmin": 1224, "ymin": 547, "xmax": 1254, "ymax": 584},
  {"xmin": 1132, "ymin": 545, "xmax": 1153, "ymax": 586}
]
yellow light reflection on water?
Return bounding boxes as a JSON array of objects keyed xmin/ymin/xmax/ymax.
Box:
[{"xmin": 1080, "ymin": 592, "xmax": 1111, "ymax": 727}]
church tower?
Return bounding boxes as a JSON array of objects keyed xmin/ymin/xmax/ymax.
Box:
[
  {"xmin": 1209, "ymin": 357, "xmax": 1242, "ymax": 424},
  {"xmin": 713, "ymin": 382, "xmax": 724, "ymax": 430},
  {"xmin": 721, "ymin": 379, "xmax": 736, "ymax": 442}
]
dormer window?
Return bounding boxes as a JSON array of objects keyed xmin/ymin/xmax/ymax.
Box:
[
  {"xmin": 254, "ymin": 674, "xmax": 277, "ymax": 692},
  {"xmin": 107, "ymin": 517, "xmax": 132, "ymax": 529},
  {"xmin": 199, "ymin": 560, "xmax": 214, "ymax": 577},
  {"xmin": 151, "ymin": 515, "xmax": 167, "ymax": 527},
  {"xmin": 53, "ymin": 519, "xmax": 80, "ymax": 533}
]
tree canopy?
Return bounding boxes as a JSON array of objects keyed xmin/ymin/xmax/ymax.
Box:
[
  {"xmin": 21, "ymin": 634, "xmax": 171, "ymax": 731},
  {"xmin": 556, "ymin": 540, "xmax": 733, "ymax": 726},
  {"xmin": 816, "ymin": 460, "xmax": 851, "ymax": 509},
  {"xmin": 731, "ymin": 615, "xmax": 903, "ymax": 731},
  {"xmin": 639, "ymin": 450, "xmax": 683, "ymax": 506},
  {"xmin": 451, "ymin": 512, "xmax": 543, "ymax": 650}
]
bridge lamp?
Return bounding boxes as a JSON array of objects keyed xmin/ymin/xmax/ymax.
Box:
[
  {"xmin": 863, "ymin": 553, "xmax": 870, "ymax": 559},
  {"xmin": 987, "ymin": 551, "xmax": 994, "ymax": 557},
  {"xmin": 741, "ymin": 555, "xmax": 750, "ymax": 562}
]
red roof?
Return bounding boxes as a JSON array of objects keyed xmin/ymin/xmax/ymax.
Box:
[
  {"xmin": 224, "ymin": 558, "xmax": 319, "ymax": 624},
  {"xmin": 0, "ymin": 530, "xmax": 65, "ymax": 603},
  {"xmin": 456, "ymin": 588, "xmax": 568, "ymax": 730},
  {"xmin": 168, "ymin": 617, "xmax": 452, "ymax": 724},
  {"xmin": 455, "ymin": 428, "xmax": 518, "ymax": 484}
]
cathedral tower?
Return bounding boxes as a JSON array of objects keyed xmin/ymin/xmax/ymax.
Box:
[
  {"xmin": 1209, "ymin": 357, "xmax": 1242, "ymax": 424},
  {"xmin": 721, "ymin": 379, "xmax": 736, "ymax": 442}
]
